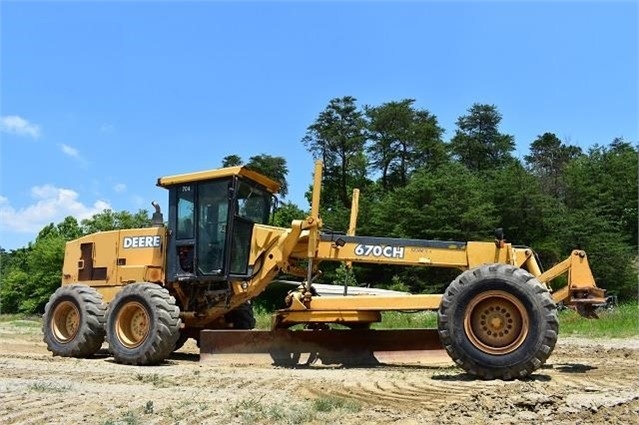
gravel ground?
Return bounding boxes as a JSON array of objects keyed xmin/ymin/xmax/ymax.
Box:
[{"xmin": 0, "ymin": 319, "xmax": 638, "ymax": 424}]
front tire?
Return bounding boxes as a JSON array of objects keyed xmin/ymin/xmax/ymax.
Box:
[
  {"xmin": 42, "ymin": 285, "xmax": 107, "ymax": 357},
  {"xmin": 106, "ymin": 283, "xmax": 181, "ymax": 365},
  {"xmin": 437, "ymin": 264, "xmax": 558, "ymax": 380}
]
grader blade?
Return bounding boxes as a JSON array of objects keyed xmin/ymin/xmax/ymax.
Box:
[{"xmin": 199, "ymin": 329, "xmax": 446, "ymax": 366}]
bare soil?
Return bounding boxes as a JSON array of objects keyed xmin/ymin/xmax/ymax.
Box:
[{"xmin": 1, "ymin": 320, "xmax": 638, "ymax": 424}]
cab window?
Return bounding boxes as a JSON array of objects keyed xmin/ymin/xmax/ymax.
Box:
[
  {"xmin": 235, "ymin": 180, "xmax": 270, "ymax": 224},
  {"xmin": 176, "ymin": 185, "xmax": 194, "ymax": 239}
]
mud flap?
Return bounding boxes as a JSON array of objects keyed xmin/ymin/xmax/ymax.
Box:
[{"xmin": 199, "ymin": 329, "xmax": 446, "ymax": 366}]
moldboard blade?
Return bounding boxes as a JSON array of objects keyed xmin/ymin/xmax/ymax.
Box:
[{"xmin": 199, "ymin": 329, "xmax": 448, "ymax": 366}]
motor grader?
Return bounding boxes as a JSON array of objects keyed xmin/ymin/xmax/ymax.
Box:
[{"xmin": 43, "ymin": 160, "xmax": 606, "ymax": 379}]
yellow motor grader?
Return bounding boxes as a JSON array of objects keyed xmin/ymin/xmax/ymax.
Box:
[{"xmin": 43, "ymin": 161, "xmax": 606, "ymax": 379}]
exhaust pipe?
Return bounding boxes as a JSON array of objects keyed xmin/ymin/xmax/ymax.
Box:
[{"xmin": 151, "ymin": 201, "xmax": 164, "ymax": 227}]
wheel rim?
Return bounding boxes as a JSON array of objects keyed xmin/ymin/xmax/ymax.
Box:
[
  {"xmin": 115, "ymin": 301, "xmax": 150, "ymax": 349},
  {"xmin": 51, "ymin": 301, "xmax": 80, "ymax": 343},
  {"xmin": 463, "ymin": 290, "xmax": 529, "ymax": 355}
]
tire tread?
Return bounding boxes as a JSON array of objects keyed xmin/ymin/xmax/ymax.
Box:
[{"xmin": 437, "ymin": 264, "xmax": 558, "ymax": 380}]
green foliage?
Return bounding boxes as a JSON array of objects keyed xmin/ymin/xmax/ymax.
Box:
[
  {"xmin": 482, "ymin": 162, "xmax": 554, "ymax": 246},
  {"xmin": 104, "ymin": 410, "xmax": 140, "ymax": 425},
  {"xmin": 0, "ymin": 232, "xmax": 66, "ymax": 313},
  {"xmin": 449, "ymin": 103, "xmax": 516, "ymax": 172},
  {"xmin": 554, "ymin": 140, "xmax": 639, "ymax": 298},
  {"xmin": 135, "ymin": 373, "xmax": 164, "ymax": 386},
  {"xmin": 227, "ymin": 397, "xmax": 316, "ymax": 424},
  {"xmin": 302, "ymin": 96, "xmax": 369, "ymax": 209},
  {"xmin": 313, "ymin": 395, "xmax": 361, "ymax": 413},
  {"xmin": 559, "ymin": 303, "xmax": 638, "ymax": 338},
  {"xmin": 555, "ymin": 209, "xmax": 637, "ymax": 299},
  {"xmin": 375, "ymin": 163, "xmax": 498, "ymax": 241},
  {"xmin": 564, "ymin": 139, "xmax": 638, "ymax": 247},
  {"xmin": 301, "ymin": 97, "xmax": 637, "ymax": 300},
  {"xmin": 252, "ymin": 303, "xmax": 275, "ymax": 329},
  {"xmin": 387, "ymin": 275, "xmax": 410, "ymax": 293},
  {"xmin": 273, "ymin": 201, "xmax": 307, "ymax": 228},
  {"xmin": 143, "ymin": 401, "xmax": 154, "ymax": 414},
  {"xmin": 28, "ymin": 381, "xmax": 72, "ymax": 393},
  {"xmin": 524, "ymin": 132, "xmax": 582, "ymax": 198},
  {"xmin": 224, "ymin": 395, "xmax": 360, "ymax": 424},
  {"xmin": 23, "ymin": 233, "xmax": 66, "ymax": 313},
  {"xmin": 80, "ymin": 209, "xmax": 151, "ymax": 234},
  {"xmin": 220, "ymin": 153, "xmax": 291, "ymax": 198},
  {"xmin": 372, "ymin": 311, "xmax": 438, "ymax": 329},
  {"xmin": 246, "ymin": 154, "xmax": 290, "ymax": 198},
  {"xmin": 222, "ymin": 154, "xmax": 243, "ymax": 167},
  {"xmin": 0, "ymin": 268, "xmax": 29, "ymax": 313},
  {"xmin": 366, "ymin": 99, "xmax": 447, "ymax": 189},
  {"xmin": 0, "ymin": 209, "xmax": 152, "ymax": 314},
  {"xmin": 333, "ymin": 263, "xmax": 358, "ymax": 287}
]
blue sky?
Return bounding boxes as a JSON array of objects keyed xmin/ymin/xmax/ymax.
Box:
[{"xmin": 1, "ymin": 1, "xmax": 637, "ymax": 250}]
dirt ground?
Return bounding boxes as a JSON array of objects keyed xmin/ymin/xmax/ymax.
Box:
[{"xmin": 1, "ymin": 320, "xmax": 638, "ymax": 425}]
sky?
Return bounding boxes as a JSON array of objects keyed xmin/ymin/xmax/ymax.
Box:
[{"xmin": 1, "ymin": 1, "xmax": 637, "ymax": 250}]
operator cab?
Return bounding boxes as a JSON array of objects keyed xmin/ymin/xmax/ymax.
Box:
[{"xmin": 157, "ymin": 166, "xmax": 280, "ymax": 283}]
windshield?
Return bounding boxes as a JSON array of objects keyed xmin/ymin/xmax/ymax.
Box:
[{"xmin": 235, "ymin": 180, "xmax": 271, "ymax": 224}]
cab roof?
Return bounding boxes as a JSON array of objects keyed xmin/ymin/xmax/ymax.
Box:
[{"xmin": 156, "ymin": 166, "xmax": 281, "ymax": 194}]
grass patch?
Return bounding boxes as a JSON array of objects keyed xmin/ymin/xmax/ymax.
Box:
[
  {"xmin": 11, "ymin": 319, "xmax": 41, "ymax": 328},
  {"xmin": 254, "ymin": 306, "xmax": 273, "ymax": 330},
  {"xmin": 226, "ymin": 396, "xmax": 360, "ymax": 424},
  {"xmin": 559, "ymin": 302, "xmax": 638, "ymax": 338},
  {"xmin": 0, "ymin": 314, "xmax": 38, "ymax": 322},
  {"xmin": 313, "ymin": 395, "xmax": 361, "ymax": 413},
  {"xmin": 228, "ymin": 398, "xmax": 273, "ymax": 424},
  {"xmin": 28, "ymin": 380, "xmax": 72, "ymax": 393},
  {"xmin": 0, "ymin": 315, "xmax": 42, "ymax": 338},
  {"xmin": 135, "ymin": 373, "xmax": 173, "ymax": 388},
  {"xmin": 103, "ymin": 410, "xmax": 141, "ymax": 425},
  {"xmin": 0, "ymin": 315, "xmax": 41, "ymax": 328},
  {"xmin": 374, "ymin": 310, "xmax": 437, "ymax": 329}
]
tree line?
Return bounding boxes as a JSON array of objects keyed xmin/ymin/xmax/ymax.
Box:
[
  {"xmin": 298, "ymin": 97, "xmax": 636, "ymax": 299},
  {"xmin": 1, "ymin": 97, "xmax": 636, "ymax": 314},
  {"xmin": 1, "ymin": 211, "xmax": 151, "ymax": 314}
]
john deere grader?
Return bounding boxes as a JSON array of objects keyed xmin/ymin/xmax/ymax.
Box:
[{"xmin": 43, "ymin": 161, "xmax": 606, "ymax": 379}]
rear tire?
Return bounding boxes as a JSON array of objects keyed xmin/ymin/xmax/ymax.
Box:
[
  {"xmin": 437, "ymin": 264, "xmax": 558, "ymax": 380},
  {"xmin": 106, "ymin": 283, "xmax": 181, "ymax": 365},
  {"xmin": 42, "ymin": 285, "xmax": 107, "ymax": 358}
]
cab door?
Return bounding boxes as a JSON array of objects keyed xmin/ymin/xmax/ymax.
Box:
[
  {"xmin": 196, "ymin": 180, "xmax": 230, "ymax": 276},
  {"xmin": 167, "ymin": 179, "xmax": 232, "ymax": 281},
  {"xmin": 226, "ymin": 178, "xmax": 272, "ymax": 278}
]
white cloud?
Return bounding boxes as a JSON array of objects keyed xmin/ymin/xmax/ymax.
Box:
[
  {"xmin": 113, "ymin": 183, "xmax": 127, "ymax": 193},
  {"xmin": 0, "ymin": 185, "xmax": 111, "ymax": 233},
  {"xmin": 0, "ymin": 115, "xmax": 41, "ymax": 138},
  {"xmin": 60, "ymin": 143, "xmax": 80, "ymax": 159},
  {"xmin": 59, "ymin": 143, "xmax": 88, "ymax": 166}
]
